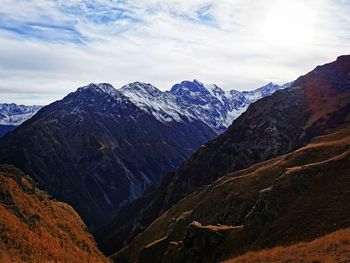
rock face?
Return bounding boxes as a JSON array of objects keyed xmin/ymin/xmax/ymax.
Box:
[
  {"xmin": 0, "ymin": 103, "xmax": 42, "ymax": 137},
  {"xmin": 0, "ymin": 164, "xmax": 106, "ymax": 262},
  {"xmin": 0, "ymin": 83, "xmax": 217, "ymax": 228},
  {"xmin": 100, "ymin": 55, "xmax": 350, "ymax": 258}
]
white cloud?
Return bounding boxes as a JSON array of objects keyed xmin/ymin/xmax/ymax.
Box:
[{"xmin": 0, "ymin": 0, "xmax": 349, "ymax": 104}]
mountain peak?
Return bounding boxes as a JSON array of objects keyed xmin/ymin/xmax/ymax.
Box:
[
  {"xmin": 121, "ymin": 82, "xmax": 162, "ymax": 96},
  {"xmin": 78, "ymin": 83, "xmax": 119, "ymax": 97},
  {"xmin": 336, "ymin": 54, "xmax": 350, "ymax": 62},
  {"xmin": 171, "ymin": 79, "xmax": 208, "ymax": 94},
  {"xmin": 193, "ymin": 79, "xmax": 204, "ymax": 86},
  {"xmin": 85, "ymin": 82, "xmax": 113, "ymax": 89}
]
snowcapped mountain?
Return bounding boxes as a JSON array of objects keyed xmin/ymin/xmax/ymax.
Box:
[
  {"xmin": 0, "ymin": 103, "xmax": 42, "ymax": 126},
  {"xmin": 121, "ymin": 82, "xmax": 189, "ymax": 123},
  {"xmin": 242, "ymin": 82, "xmax": 292, "ymax": 103},
  {"xmin": 0, "ymin": 103, "xmax": 42, "ymax": 137},
  {"xmin": 0, "ymin": 81, "xmax": 289, "ymax": 137},
  {"xmin": 120, "ymin": 80, "xmax": 291, "ymax": 133}
]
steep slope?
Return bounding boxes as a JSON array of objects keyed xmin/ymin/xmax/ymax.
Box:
[
  {"xmin": 0, "ymin": 164, "xmax": 106, "ymax": 262},
  {"xmin": 113, "ymin": 118, "xmax": 350, "ymax": 263},
  {"xmin": 0, "ymin": 103, "xmax": 42, "ymax": 137},
  {"xmin": 97, "ymin": 55, "xmax": 350, "ymax": 256},
  {"xmin": 0, "ymin": 83, "xmax": 217, "ymax": 229}
]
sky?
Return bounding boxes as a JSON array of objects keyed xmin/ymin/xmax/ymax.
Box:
[{"xmin": 0, "ymin": 0, "xmax": 349, "ymax": 105}]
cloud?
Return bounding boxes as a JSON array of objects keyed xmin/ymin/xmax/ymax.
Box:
[{"xmin": 0, "ymin": 0, "xmax": 349, "ymax": 104}]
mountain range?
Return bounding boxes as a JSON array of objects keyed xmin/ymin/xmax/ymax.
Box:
[
  {"xmin": 122, "ymin": 80, "xmax": 290, "ymax": 133},
  {"xmin": 0, "ymin": 103, "xmax": 41, "ymax": 137},
  {"xmin": 0, "ymin": 80, "xmax": 287, "ymax": 229},
  {"xmin": 0, "ymin": 81, "xmax": 287, "ymax": 138},
  {"xmin": 96, "ymin": 55, "xmax": 350, "ymax": 261}
]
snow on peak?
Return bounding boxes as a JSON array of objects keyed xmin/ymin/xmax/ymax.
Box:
[
  {"xmin": 78, "ymin": 83, "xmax": 120, "ymax": 97},
  {"xmin": 171, "ymin": 80, "xmax": 209, "ymax": 94},
  {"xmin": 169, "ymin": 79, "xmax": 291, "ymax": 131},
  {"xmin": 121, "ymin": 82, "xmax": 162, "ymax": 96},
  {"xmin": 0, "ymin": 103, "xmax": 42, "ymax": 126},
  {"xmin": 242, "ymin": 82, "xmax": 292, "ymax": 103},
  {"xmin": 120, "ymin": 82, "xmax": 190, "ymax": 123},
  {"xmin": 73, "ymin": 79, "xmax": 291, "ymax": 132}
]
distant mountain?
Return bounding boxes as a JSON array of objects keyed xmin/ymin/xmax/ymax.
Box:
[
  {"xmin": 170, "ymin": 80, "xmax": 291, "ymax": 132},
  {"xmin": 0, "ymin": 164, "xmax": 106, "ymax": 262},
  {"xmin": 0, "ymin": 103, "xmax": 42, "ymax": 137},
  {"xmin": 97, "ymin": 55, "xmax": 350, "ymax": 258},
  {"xmin": 121, "ymin": 80, "xmax": 291, "ymax": 133},
  {"xmin": 0, "ymin": 103, "xmax": 42, "ymax": 126},
  {"xmin": 0, "ymin": 83, "xmax": 217, "ymax": 229}
]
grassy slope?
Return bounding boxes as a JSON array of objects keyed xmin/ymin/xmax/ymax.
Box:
[
  {"xmin": 113, "ymin": 125, "xmax": 350, "ymax": 262},
  {"xmin": 225, "ymin": 227, "xmax": 350, "ymax": 263},
  {"xmin": 0, "ymin": 165, "xmax": 107, "ymax": 262}
]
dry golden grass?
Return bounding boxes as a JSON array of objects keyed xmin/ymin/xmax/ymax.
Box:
[
  {"xmin": 224, "ymin": 227, "xmax": 350, "ymax": 263},
  {"xmin": 0, "ymin": 166, "xmax": 107, "ymax": 263},
  {"xmin": 114, "ymin": 126, "xmax": 350, "ymax": 262}
]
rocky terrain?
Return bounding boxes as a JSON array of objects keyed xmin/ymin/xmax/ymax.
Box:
[
  {"xmin": 98, "ymin": 55, "xmax": 350, "ymax": 259},
  {"xmin": 0, "ymin": 164, "xmax": 106, "ymax": 262}
]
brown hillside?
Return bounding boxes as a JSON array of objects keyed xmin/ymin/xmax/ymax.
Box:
[
  {"xmin": 0, "ymin": 165, "xmax": 107, "ymax": 262},
  {"xmin": 225, "ymin": 227, "xmax": 350, "ymax": 263},
  {"xmin": 113, "ymin": 125, "xmax": 350, "ymax": 262}
]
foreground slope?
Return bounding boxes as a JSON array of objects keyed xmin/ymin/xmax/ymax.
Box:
[
  {"xmin": 0, "ymin": 83, "xmax": 216, "ymax": 228},
  {"xmin": 114, "ymin": 119, "xmax": 350, "ymax": 263},
  {"xmin": 0, "ymin": 165, "xmax": 106, "ymax": 262},
  {"xmin": 96, "ymin": 55, "xmax": 350, "ymax": 256},
  {"xmin": 225, "ymin": 227, "xmax": 350, "ymax": 263}
]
